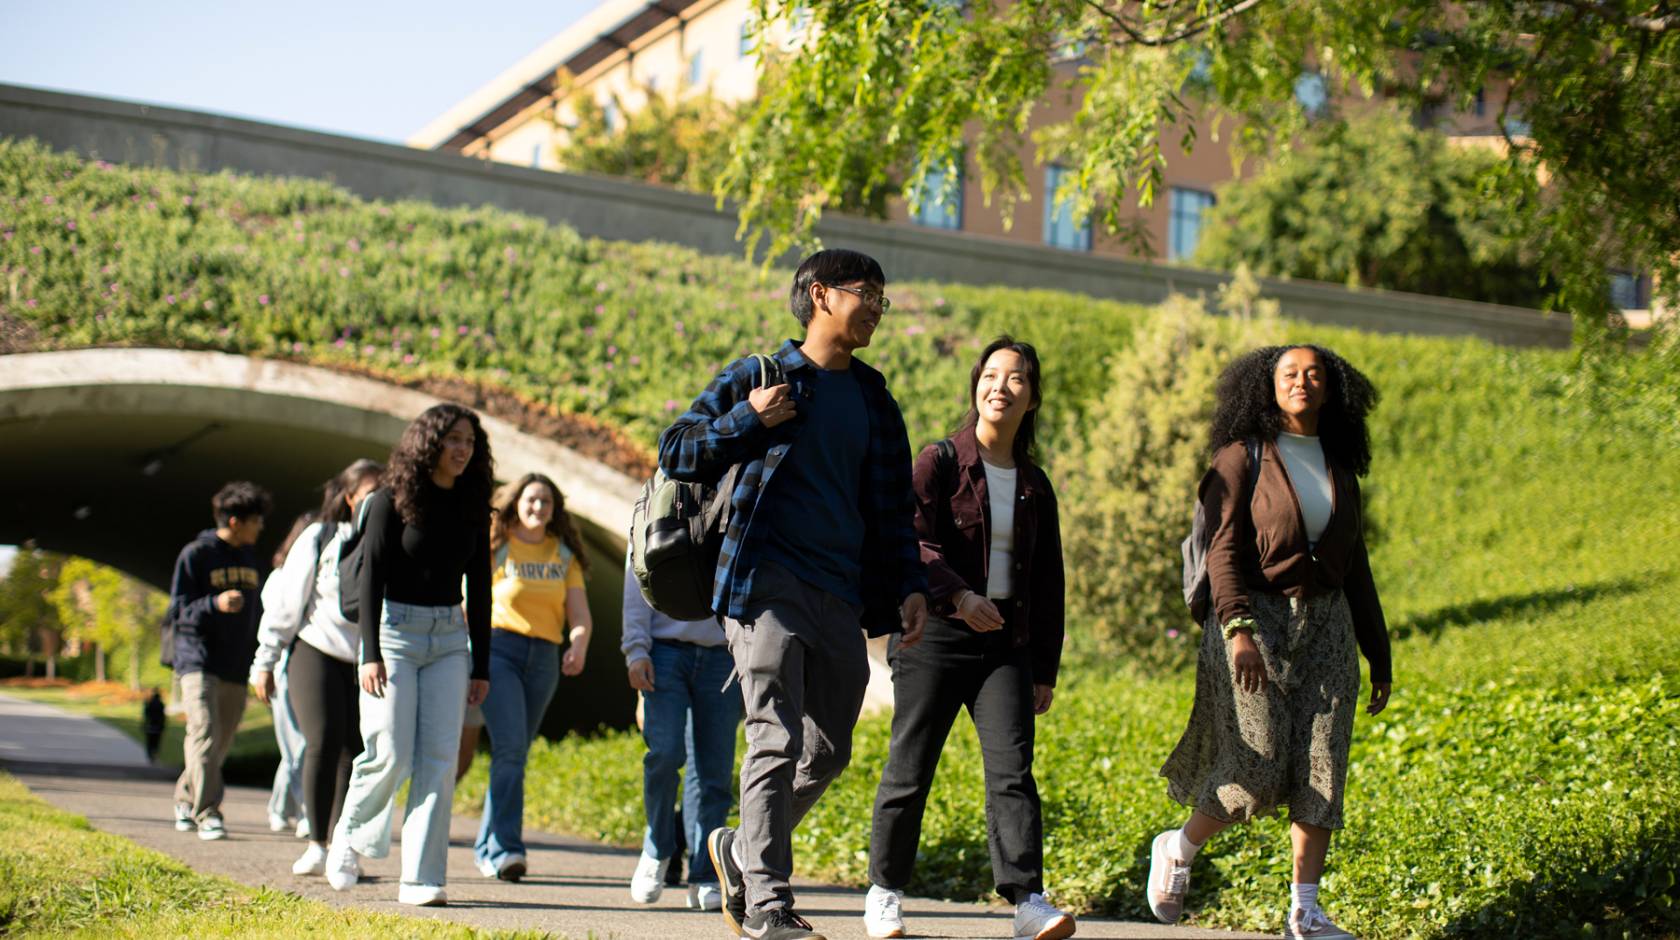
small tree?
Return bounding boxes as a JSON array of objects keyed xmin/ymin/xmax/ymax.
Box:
[
  {"xmin": 0, "ymin": 545, "xmax": 64, "ymax": 677},
  {"xmin": 1195, "ymin": 108, "xmax": 1549, "ymax": 308},
  {"xmin": 1058, "ymin": 279, "xmax": 1279, "ymax": 664},
  {"xmin": 49, "ymin": 557, "xmax": 165, "ymax": 689}
]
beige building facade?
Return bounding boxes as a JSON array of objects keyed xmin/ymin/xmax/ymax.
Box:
[{"xmin": 411, "ymin": 1, "xmax": 1654, "ymax": 313}]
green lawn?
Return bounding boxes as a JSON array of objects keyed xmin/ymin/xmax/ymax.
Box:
[{"xmin": 0, "ymin": 771, "xmax": 554, "ymax": 938}]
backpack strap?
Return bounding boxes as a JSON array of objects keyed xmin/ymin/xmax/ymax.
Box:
[
  {"xmin": 493, "ymin": 540, "xmax": 511, "ymax": 573},
  {"xmin": 935, "ymin": 438, "xmax": 957, "ymax": 481},
  {"xmin": 1244, "ymin": 437, "xmax": 1263, "ymax": 496},
  {"xmin": 747, "ymin": 353, "xmax": 783, "ymax": 390}
]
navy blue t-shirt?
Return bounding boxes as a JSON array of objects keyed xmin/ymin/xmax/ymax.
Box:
[{"xmin": 758, "ymin": 365, "xmax": 869, "ymax": 604}]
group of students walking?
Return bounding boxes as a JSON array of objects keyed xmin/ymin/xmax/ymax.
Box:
[{"xmin": 161, "ymin": 246, "xmax": 1390, "ymax": 940}]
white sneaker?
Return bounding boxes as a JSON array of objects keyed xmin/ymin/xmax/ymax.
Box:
[
  {"xmin": 196, "ymin": 812, "xmax": 227, "ymax": 841},
  {"xmin": 173, "ymin": 803, "xmax": 196, "ymax": 832},
  {"xmin": 325, "ymin": 842, "xmax": 361, "ymax": 891},
  {"xmin": 397, "ymin": 883, "xmax": 448, "ymax": 907},
  {"xmin": 688, "ymin": 882, "xmax": 722, "ymax": 911},
  {"xmin": 476, "ymin": 856, "xmax": 500, "ymax": 879},
  {"xmin": 863, "ymin": 884, "xmax": 906, "ymax": 938},
  {"xmin": 1013, "ymin": 892, "xmax": 1076, "ymax": 940},
  {"xmin": 296, "ymin": 818, "xmax": 311, "ymax": 840},
  {"xmin": 268, "ymin": 812, "xmax": 291, "ymax": 833},
  {"xmin": 1285, "ymin": 906, "xmax": 1355, "ymax": 939},
  {"xmin": 1147, "ymin": 830, "xmax": 1192, "ymax": 924},
  {"xmin": 292, "ymin": 842, "xmax": 328, "ymax": 875},
  {"xmin": 630, "ymin": 851, "xmax": 666, "ymax": 903}
]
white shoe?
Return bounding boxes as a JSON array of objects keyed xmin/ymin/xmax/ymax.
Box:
[
  {"xmin": 325, "ymin": 842, "xmax": 361, "ymax": 891},
  {"xmin": 296, "ymin": 818, "xmax": 311, "ymax": 840},
  {"xmin": 196, "ymin": 813, "xmax": 227, "ymax": 841},
  {"xmin": 268, "ymin": 812, "xmax": 291, "ymax": 833},
  {"xmin": 1013, "ymin": 892, "xmax": 1076, "ymax": 940},
  {"xmin": 292, "ymin": 842, "xmax": 328, "ymax": 876},
  {"xmin": 688, "ymin": 882, "xmax": 722, "ymax": 911},
  {"xmin": 476, "ymin": 856, "xmax": 500, "ymax": 879},
  {"xmin": 629, "ymin": 851, "xmax": 666, "ymax": 903},
  {"xmin": 173, "ymin": 803, "xmax": 196, "ymax": 832},
  {"xmin": 863, "ymin": 884, "xmax": 906, "ymax": 938},
  {"xmin": 477, "ymin": 853, "xmax": 527, "ymax": 882},
  {"xmin": 1285, "ymin": 905, "xmax": 1355, "ymax": 939},
  {"xmin": 398, "ymin": 883, "xmax": 448, "ymax": 907},
  {"xmin": 1147, "ymin": 830, "xmax": 1192, "ymax": 924}
]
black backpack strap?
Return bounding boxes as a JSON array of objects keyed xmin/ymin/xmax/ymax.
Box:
[
  {"xmin": 1244, "ymin": 437, "xmax": 1262, "ymax": 495},
  {"xmin": 935, "ymin": 438, "xmax": 957, "ymax": 482}
]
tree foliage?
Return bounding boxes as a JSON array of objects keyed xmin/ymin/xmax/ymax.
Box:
[
  {"xmin": 48, "ymin": 557, "xmax": 163, "ymax": 664},
  {"xmin": 0, "ymin": 545, "xmax": 63, "ymax": 654},
  {"xmin": 722, "ymin": 0, "xmax": 1680, "ymax": 330},
  {"xmin": 554, "ymin": 85, "xmax": 741, "ymax": 195},
  {"xmin": 1195, "ymin": 107, "xmax": 1548, "ymax": 308}
]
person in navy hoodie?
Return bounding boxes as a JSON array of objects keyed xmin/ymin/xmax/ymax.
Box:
[{"xmin": 170, "ymin": 480, "xmax": 271, "ymax": 841}]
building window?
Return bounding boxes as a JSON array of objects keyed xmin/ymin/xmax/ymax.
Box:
[
  {"xmin": 1043, "ymin": 166, "xmax": 1091, "ymax": 251},
  {"xmin": 1473, "ymin": 87, "xmax": 1486, "ymax": 117},
  {"xmin": 645, "ymin": 73, "xmax": 660, "ymax": 94},
  {"xmin": 1610, "ymin": 271, "xmax": 1646, "ymax": 310},
  {"xmin": 1293, "ymin": 71, "xmax": 1328, "ymax": 117},
  {"xmin": 601, "ymin": 98, "xmax": 620, "ymax": 132},
  {"xmin": 739, "ymin": 18, "xmax": 755, "ymax": 58},
  {"xmin": 530, "ymin": 143, "xmax": 543, "ymax": 168},
  {"xmin": 1169, "ymin": 187, "xmax": 1216, "ymax": 261},
  {"xmin": 1502, "ymin": 114, "xmax": 1532, "ymax": 138},
  {"xmin": 910, "ymin": 159, "xmax": 963, "ymax": 231},
  {"xmin": 687, "ymin": 49, "xmax": 704, "ymax": 87}
]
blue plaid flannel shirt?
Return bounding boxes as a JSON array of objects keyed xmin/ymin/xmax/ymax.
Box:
[{"xmin": 656, "ymin": 340, "xmax": 928, "ymax": 636}]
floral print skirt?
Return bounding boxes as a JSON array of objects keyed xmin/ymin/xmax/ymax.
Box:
[{"xmin": 1160, "ymin": 589, "xmax": 1361, "ymax": 830}]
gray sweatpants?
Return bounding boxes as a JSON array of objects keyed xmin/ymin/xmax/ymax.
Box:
[{"xmin": 725, "ymin": 561, "xmax": 871, "ymax": 915}]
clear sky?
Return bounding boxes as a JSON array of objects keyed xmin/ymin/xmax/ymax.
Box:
[{"xmin": 0, "ymin": 0, "xmax": 599, "ymax": 143}]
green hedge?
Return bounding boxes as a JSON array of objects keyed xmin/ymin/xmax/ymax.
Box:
[{"xmin": 7, "ymin": 138, "xmax": 1680, "ymax": 938}]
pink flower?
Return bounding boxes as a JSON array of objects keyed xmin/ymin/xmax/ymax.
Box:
[
  {"xmin": 146, "ymin": 201, "xmax": 156, "ymax": 211},
  {"xmin": 65, "ymin": 221, "xmax": 76, "ymax": 231},
  {"xmin": 334, "ymin": 338, "xmax": 347, "ymax": 349},
  {"xmin": 429, "ymin": 327, "xmax": 441, "ymax": 339},
  {"xmin": 629, "ymin": 355, "xmax": 641, "ymax": 366},
  {"xmin": 605, "ymin": 362, "xmax": 615, "ymax": 371},
  {"xmin": 403, "ymin": 354, "xmax": 415, "ymax": 364},
  {"xmin": 292, "ymin": 342, "xmax": 305, "ymax": 353},
  {"xmin": 607, "ymin": 345, "xmax": 618, "ymax": 357},
  {"xmin": 904, "ymin": 324, "xmax": 926, "ymax": 336},
  {"xmin": 258, "ymin": 294, "xmax": 270, "ymax": 305},
  {"xmin": 664, "ymin": 399, "xmax": 680, "ymax": 412},
  {"xmin": 362, "ymin": 344, "xmax": 375, "ymax": 355},
  {"xmin": 583, "ymin": 326, "xmax": 595, "ymax": 337},
  {"xmin": 183, "ymin": 196, "xmax": 193, "ymax": 206},
  {"xmin": 29, "ymin": 246, "xmax": 41, "ymax": 255},
  {"xmin": 164, "ymin": 294, "xmax": 176, "ymax": 305},
  {"xmin": 1166, "ymin": 628, "xmax": 1181, "ymax": 640},
  {"xmin": 204, "ymin": 300, "xmax": 215, "ymax": 311},
  {"xmin": 41, "ymin": 196, "xmax": 55, "ymax": 205},
  {"xmin": 25, "ymin": 299, "xmax": 37, "ymax": 308},
  {"xmin": 594, "ymin": 305, "xmax": 605, "ymax": 315},
  {"xmin": 348, "ymin": 238, "xmax": 362, "ymax": 252},
  {"xmin": 457, "ymin": 325, "xmax": 469, "ymax": 335},
  {"xmin": 674, "ymin": 320, "xmax": 685, "ymax": 332},
  {"xmin": 339, "ymin": 267, "xmax": 351, "ymax": 278}
]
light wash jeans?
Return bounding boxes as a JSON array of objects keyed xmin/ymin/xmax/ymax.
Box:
[
  {"xmin": 641, "ymin": 638, "xmax": 741, "ymax": 885},
  {"xmin": 474, "ymin": 629, "xmax": 560, "ymax": 871},
  {"xmin": 266, "ymin": 646, "xmax": 307, "ymax": 826},
  {"xmin": 333, "ymin": 600, "xmax": 471, "ymax": 888}
]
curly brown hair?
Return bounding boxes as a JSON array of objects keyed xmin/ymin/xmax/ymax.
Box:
[
  {"xmin": 1210, "ymin": 344, "xmax": 1379, "ymax": 476},
  {"xmin": 385, "ymin": 403, "xmax": 495, "ymax": 526},
  {"xmin": 490, "ymin": 472, "xmax": 591, "ymax": 573}
]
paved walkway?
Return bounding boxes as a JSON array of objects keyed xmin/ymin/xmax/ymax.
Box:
[{"xmin": 0, "ymin": 692, "xmax": 1266, "ymax": 939}]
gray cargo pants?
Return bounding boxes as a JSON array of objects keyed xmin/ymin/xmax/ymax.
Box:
[{"xmin": 724, "ymin": 561, "xmax": 871, "ymax": 916}]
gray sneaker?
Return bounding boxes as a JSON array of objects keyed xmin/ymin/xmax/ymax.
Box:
[
  {"xmin": 1285, "ymin": 906, "xmax": 1355, "ymax": 939},
  {"xmin": 173, "ymin": 803, "xmax": 195, "ymax": 832},
  {"xmin": 196, "ymin": 812, "xmax": 227, "ymax": 841}
]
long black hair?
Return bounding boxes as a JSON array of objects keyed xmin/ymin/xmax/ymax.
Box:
[
  {"xmin": 318, "ymin": 458, "xmax": 385, "ymax": 526},
  {"xmin": 385, "ymin": 403, "xmax": 495, "ymax": 525},
  {"xmin": 956, "ymin": 335, "xmax": 1043, "ymax": 466},
  {"xmin": 1210, "ymin": 344, "xmax": 1378, "ymax": 476}
]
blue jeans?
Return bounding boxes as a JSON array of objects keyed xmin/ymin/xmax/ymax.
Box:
[
  {"xmin": 474, "ymin": 629, "xmax": 561, "ymax": 869},
  {"xmin": 333, "ymin": 601, "xmax": 470, "ymax": 888},
  {"xmin": 641, "ymin": 639, "xmax": 741, "ymax": 885},
  {"xmin": 267, "ymin": 645, "xmax": 307, "ymax": 825}
]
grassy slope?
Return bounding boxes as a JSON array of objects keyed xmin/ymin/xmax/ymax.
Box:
[
  {"xmin": 0, "ymin": 772, "xmax": 549, "ymax": 938},
  {"xmin": 7, "ymin": 139, "xmax": 1680, "ymax": 937}
]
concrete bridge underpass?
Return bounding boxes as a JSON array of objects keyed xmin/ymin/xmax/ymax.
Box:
[{"xmin": 0, "ymin": 348, "xmax": 643, "ymax": 735}]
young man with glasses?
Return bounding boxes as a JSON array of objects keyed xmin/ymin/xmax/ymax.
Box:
[{"xmin": 659, "ymin": 248, "xmax": 929, "ymax": 940}]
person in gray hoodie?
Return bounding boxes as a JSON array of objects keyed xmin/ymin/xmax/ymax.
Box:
[
  {"xmin": 169, "ymin": 480, "xmax": 271, "ymax": 840},
  {"xmin": 621, "ymin": 554, "xmax": 740, "ymax": 912}
]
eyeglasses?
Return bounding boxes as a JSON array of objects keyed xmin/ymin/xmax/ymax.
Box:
[{"xmin": 824, "ymin": 284, "xmax": 892, "ymax": 311}]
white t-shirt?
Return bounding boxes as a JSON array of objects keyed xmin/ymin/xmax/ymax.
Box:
[
  {"xmin": 982, "ymin": 460, "xmax": 1018, "ymax": 599},
  {"xmin": 1276, "ymin": 432, "xmax": 1333, "ymax": 545}
]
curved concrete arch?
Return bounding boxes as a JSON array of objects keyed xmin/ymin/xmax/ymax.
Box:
[{"xmin": 0, "ymin": 347, "xmax": 642, "ymax": 732}]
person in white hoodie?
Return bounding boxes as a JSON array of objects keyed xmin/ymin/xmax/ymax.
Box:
[{"xmin": 250, "ymin": 459, "xmax": 383, "ymax": 879}]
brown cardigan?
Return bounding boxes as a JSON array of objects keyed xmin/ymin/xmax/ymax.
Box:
[{"xmin": 1202, "ymin": 438, "xmax": 1391, "ymax": 684}]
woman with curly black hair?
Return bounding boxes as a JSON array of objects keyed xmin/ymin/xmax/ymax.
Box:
[
  {"xmin": 1147, "ymin": 345, "xmax": 1391, "ymax": 940},
  {"xmin": 325, "ymin": 403, "xmax": 495, "ymax": 907}
]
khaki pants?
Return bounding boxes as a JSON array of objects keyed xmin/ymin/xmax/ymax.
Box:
[{"xmin": 173, "ymin": 671, "xmax": 249, "ymax": 820}]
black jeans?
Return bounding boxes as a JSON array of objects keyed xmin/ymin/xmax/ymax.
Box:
[
  {"xmin": 286, "ymin": 639, "xmax": 362, "ymax": 841},
  {"xmin": 868, "ymin": 603, "xmax": 1043, "ymax": 903}
]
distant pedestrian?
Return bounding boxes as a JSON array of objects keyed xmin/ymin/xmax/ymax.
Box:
[
  {"xmin": 1149, "ymin": 345, "xmax": 1392, "ymax": 940},
  {"xmin": 661, "ymin": 248, "xmax": 929, "ymax": 940},
  {"xmin": 261, "ymin": 512, "xmax": 315, "ymax": 838},
  {"xmin": 864, "ymin": 337, "xmax": 1075, "ymax": 940},
  {"xmin": 250, "ymin": 459, "xmax": 383, "ymax": 881},
  {"xmin": 473, "ymin": 472, "xmax": 594, "ymax": 883},
  {"xmin": 326, "ymin": 404, "xmax": 493, "ymax": 907},
  {"xmin": 169, "ymin": 481, "xmax": 271, "ymax": 841},
  {"xmin": 622, "ymin": 552, "xmax": 739, "ymax": 911},
  {"xmin": 142, "ymin": 687, "xmax": 166, "ymax": 764}
]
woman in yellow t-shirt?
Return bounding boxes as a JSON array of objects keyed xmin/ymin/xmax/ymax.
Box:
[{"xmin": 472, "ymin": 472, "xmax": 593, "ymax": 882}]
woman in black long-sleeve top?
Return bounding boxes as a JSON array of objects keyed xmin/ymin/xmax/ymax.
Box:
[
  {"xmin": 863, "ymin": 336, "xmax": 1075, "ymax": 940},
  {"xmin": 324, "ymin": 403, "xmax": 494, "ymax": 907}
]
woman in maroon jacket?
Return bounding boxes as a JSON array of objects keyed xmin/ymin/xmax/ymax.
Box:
[
  {"xmin": 862, "ymin": 336, "xmax": 1074, "ymax": 940},
  {"xmin": 1149, "ymin": 345, "xmax": 1391, "ymax": 940}
]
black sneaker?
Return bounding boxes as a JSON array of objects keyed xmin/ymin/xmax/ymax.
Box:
[
  {"xmin": 741, "ymin": 908, "xmax": 825, "ymax": 940},
  {"xmin": 707, "ymin": 826, "xmax": 747, "ymax": 937}
]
